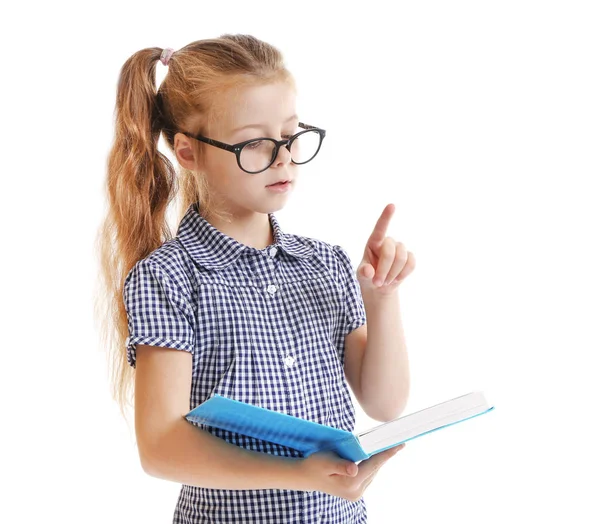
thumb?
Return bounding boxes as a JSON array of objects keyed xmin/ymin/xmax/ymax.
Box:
[{"xmin": 357, "ymin": 263, "xmax": 374, "ymax": 283}]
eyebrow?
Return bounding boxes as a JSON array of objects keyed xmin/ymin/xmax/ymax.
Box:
[{"xmin": 231, "ymin": 114, "xmax": 299, "ymax": 134}]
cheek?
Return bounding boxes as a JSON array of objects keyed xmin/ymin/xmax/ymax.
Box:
[
  {"xmin": 204, "ymin": 151, "xmax": 244, "ymax": 185},
  {"xmin": 205, "ymin": 148, "xmax": 236, "ymax": 171}
]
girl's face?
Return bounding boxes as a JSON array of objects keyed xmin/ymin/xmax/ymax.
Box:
[{"xmin": 176, "ymin": 80, "xmax": 299, "ymax": 219}]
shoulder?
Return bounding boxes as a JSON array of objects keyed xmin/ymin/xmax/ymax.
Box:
[
  {"xmin": 287, "ymin": 232, "xmax": 356, "ymax": 282},
  {"xmin": 124, "ymin": 239, "xmax": 196, "ymax": 302}
]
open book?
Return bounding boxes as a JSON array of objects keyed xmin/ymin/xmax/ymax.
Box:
[{"xmin": 185, "ymin": 391, "xmax": 494, "ymax": 462}]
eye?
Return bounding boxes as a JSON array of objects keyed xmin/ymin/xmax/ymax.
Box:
[
  {"xmin": 245, "ymin": 141, "xmax": 262, "ymax": 150},
  {"xmin": 282, "ymin": 130, "xmax": 298, "ymax": 139}
]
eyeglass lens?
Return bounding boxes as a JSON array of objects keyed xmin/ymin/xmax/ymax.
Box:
[{"xmin": 239, "ymin": 129, "xmax": 321, "ymax": 173}]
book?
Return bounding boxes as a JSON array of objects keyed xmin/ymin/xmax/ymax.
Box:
[{"xmin": 185, "ymin": 391, "xmax": 495, "ymax": 463}]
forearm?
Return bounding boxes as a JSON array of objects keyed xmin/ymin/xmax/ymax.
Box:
[
  {"xmin": 140, "ymin": 417, "xmax": 301, "ymax": 490},
  {"xmin": 360, "ymin": 291, "xmax": 410, "ymax": 421}
]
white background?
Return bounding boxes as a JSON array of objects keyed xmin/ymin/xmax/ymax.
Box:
[{"xmin": 2, "ymin": 1, "xmax": 599, "ymax": 522}]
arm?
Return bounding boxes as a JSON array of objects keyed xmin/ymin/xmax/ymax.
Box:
[
  {"xmin": 343, "ymin": 300, "xmax": 410, "ymax": 424},
  {"xmin": 134, "ymin": 344, "xmax": 301, "ymax": 490},
  {"xmin": 342, "ymin": 203, "xmax": 414, "ymax": 423},
  {"xmin": 358, "ymin": 292, "xmax": 410, "ymax": 421},
  {"xmin": 344, "ymin": 205, "xmax": 415, "ymax": 422}
]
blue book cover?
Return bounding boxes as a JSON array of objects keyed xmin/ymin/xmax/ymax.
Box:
[{"xmin": 185, "ymin": 391, "xmax": 495, "ymax": 462}]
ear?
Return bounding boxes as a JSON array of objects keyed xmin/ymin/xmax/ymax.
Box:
[{"xmin": 174, "ymin": 132, "xmax": 202, "ymax": 171}]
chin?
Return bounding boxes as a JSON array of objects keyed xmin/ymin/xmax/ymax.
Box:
[{"xmin": 256, "ymin": 198, "xmax": 289, "ymax": 215}]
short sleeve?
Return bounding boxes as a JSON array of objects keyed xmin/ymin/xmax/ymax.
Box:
[
  {"xmin": 332, "ymin": 244, "xmax": 367, "ymax": 336},
  {"xmin": 123, "ymin": 259, "xmax": 196, "ymax": 368}
]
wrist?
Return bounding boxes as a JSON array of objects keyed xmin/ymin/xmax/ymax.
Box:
[
  {"xmin": 272, "ymin": 455, "xmax": 310, "ymax": 492},
  {"xmin": 360, "ymin": 286, "xmax": 399, "ymax": 305}
]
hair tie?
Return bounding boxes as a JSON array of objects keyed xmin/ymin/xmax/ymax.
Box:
[{"xmin": 160, "ymin": 48, "xmax": 175, "ymax": 66}]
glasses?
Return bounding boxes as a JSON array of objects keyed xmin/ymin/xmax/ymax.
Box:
[{"xmin": 176, "ymin": 122, "xmax": 327, "ymax": 174}]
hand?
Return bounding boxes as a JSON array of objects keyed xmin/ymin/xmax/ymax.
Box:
[
  {"xmin": 296, "ymin": 443, "xmax": 406, "ymax": 501},
  {"xmin": 357, "ymin": 204, "xmax": 415, "ymax": 295}
]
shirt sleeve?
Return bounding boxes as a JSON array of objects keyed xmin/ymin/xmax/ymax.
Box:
[
  {"xmin": 332, "ymin": 244, "xmax": 367, "ymax": 336},
  {"xmin": 123, "ymin": 259, "xmax": 196, "ymax": 368}
]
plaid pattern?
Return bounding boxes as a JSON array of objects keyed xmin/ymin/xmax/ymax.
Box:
[{"xmin": 123, "ymin": 202, "xmax": 368, "ymax": 523}]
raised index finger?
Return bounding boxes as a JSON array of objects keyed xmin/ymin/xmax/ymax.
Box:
[{"xmin": 368, "ymin": 204, "xmax": 395, "ymax": 248}]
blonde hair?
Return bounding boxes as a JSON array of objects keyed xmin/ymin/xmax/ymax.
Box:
[{"xmin": 95, "ymin": 34, "xmax": 295, "ymax": 417}]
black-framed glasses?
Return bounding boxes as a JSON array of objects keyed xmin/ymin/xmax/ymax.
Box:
[{"xmin": 176, "ymin": 122, "xmax": 326, "ymax": 174}]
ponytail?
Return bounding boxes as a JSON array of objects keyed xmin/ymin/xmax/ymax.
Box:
[{"xmin": 95, "ymin": 47, "xmax": 177, "ymax": 417}]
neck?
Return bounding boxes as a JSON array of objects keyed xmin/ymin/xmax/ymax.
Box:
[{"xmin": 202, "ymin": 207, "xmax": 274, "ymax": 250}]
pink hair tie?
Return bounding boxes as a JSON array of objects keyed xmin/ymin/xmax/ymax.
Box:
[{"xmin": 160, "ymin": 48, "xmax": 175, "ymax": 66}]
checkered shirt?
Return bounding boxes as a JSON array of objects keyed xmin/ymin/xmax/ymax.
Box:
[{"xmin": 123, "ymin": 202, "xmax": 368, "ymax": 523}]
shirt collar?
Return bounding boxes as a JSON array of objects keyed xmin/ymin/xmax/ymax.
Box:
[{"xmin": 176, "ymin": 202, "xmax": 314, "ymax": 270}]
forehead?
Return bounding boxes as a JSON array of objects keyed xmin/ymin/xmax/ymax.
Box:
[{"xmin": 214, "ymin": 80, "xmax": 297, "ymax": 132}]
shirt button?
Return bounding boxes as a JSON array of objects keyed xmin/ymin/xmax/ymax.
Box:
[
  {"xmin": 284, "ymin": 355, "xmax": 295, "ymax": 367},
  {"xmin": 269, "ymin": 247, "xmax": 277, "ymax": 257},
  {"xmin": 267, "ymin": 284, "xmax": 277, "ymax": 295}
]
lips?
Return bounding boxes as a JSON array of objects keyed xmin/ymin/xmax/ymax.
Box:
[{"xmin": 267, "ymin": 180, "xmax": 291, "ymax": 187}]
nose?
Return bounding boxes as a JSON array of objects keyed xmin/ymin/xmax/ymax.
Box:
[{"xmin": 272, "ymin": 141, "xmax": 292, "ymax": 168}]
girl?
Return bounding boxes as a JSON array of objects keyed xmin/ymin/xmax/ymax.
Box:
[{"xmin": 97, "ymin": 34, "xmax": 414, "ymax": 523}]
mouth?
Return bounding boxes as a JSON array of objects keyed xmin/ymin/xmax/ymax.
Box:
[{"xmin": 267, "ymin": 179, "xmax": 292, "ymax": 187}]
